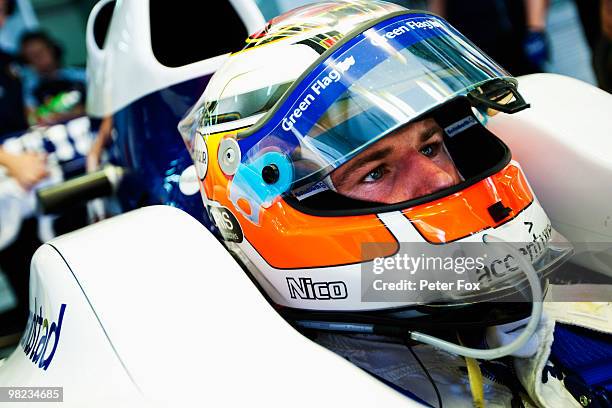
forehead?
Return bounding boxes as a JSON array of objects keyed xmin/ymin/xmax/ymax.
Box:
[{"xmin": 23, "ymin": 40, "xmax": 52, "ymax": 54}]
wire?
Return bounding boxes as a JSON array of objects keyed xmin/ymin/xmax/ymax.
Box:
[
  {"xmin": 409, "ymin": 235, "xmax": 543, "ymax": 360},
  {"xmin": 464, "ymin": 355, "xmax": 486, "ymax": 408},
  {"xmin": 405, "ymin": 338, "xmax": 443, "ymax": 408},
  {"xmin": 463, "ymin": 354, "xmax": 486, "ymax": 408},
  {"xmin": 457, "ymin": 333, "xmax": 486, "ymax": 408}
]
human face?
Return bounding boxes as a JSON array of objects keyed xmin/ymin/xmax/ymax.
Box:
[
  {"xmin": 330, "ymin": 118, "xmax": 462, "ymax": 204},
  {"xmin": 22, "ymin": 39, "xmax": 57, "ymax": 75}
]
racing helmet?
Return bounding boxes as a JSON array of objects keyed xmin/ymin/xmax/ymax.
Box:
[{"xmin": 180, "ymin": 1, "xmax": 572, "ymax": 327}]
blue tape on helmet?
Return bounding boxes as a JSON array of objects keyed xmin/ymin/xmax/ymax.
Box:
[{"xmin": 229, "ymin": 151, "xmax": 293, "ymax": 223}]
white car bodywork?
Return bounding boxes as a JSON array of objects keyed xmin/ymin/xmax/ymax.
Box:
[
  {"xmin": 0, "ymin": 206, "xmax": 418, "ymax": 407},
  {"xmin": 86, "ymin": 0, "xmax": 266, "ymax": 117}
]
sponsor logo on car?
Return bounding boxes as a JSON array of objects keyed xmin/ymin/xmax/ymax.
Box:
[{"xmin": 20, "ymin": 298, "xmax": 66, "ymax": 371}]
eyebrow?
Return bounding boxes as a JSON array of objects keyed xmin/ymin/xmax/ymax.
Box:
[
  {"xmin": 420, "ymin": 123, "xmax": 442, "ymax": 143},
  {"xmin": 337, "ymin": 146, "xmax": 393, "ymax": 178},
  {"xmin": 333, "ymin": 122, "xmax": 443, "ymax": 183}
]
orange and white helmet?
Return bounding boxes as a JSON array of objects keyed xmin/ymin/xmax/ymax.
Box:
[{"xmin": 179, "ymin": 1, "xmax": 571, "ymax": 323}]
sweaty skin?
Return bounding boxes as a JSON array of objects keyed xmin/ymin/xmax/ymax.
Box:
[{"xmin": 330, "ymin": 118, "xmax": 462, "ymax": 204}]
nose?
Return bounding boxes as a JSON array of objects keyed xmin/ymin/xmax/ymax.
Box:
[{"xmin": 404, "ymin": 152, "xmax": 457, "ymax": 198}]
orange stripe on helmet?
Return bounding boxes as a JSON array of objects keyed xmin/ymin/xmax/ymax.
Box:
[
  {"xmin": 241, "ymin": 200, "xmax": 399, "ymax": 269},
  {"xmin": 403, "ymin": 164, "xmax": 534, "ymax": 244},
  {"xmin": 203, "ymin": 133, "xmax": 399, "ymax": 270}
]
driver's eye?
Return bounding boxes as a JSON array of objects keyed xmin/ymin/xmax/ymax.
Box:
[
  {"xmin": 363, "ymin": 166, "xmax": 385, "ymax": 183},
  {"xmin": 419, "ymin": 143, "xmax": 439, "ymax": 158}
]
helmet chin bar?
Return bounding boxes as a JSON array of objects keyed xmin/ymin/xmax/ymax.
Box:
[{"xmin": 294, "ymin": 235, "xmax": 543, "ymax": 361}]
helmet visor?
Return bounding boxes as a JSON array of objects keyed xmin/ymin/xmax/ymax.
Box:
[{"xmin": 234, "ymin": 13, "xmax": 514, "ymax": 196}]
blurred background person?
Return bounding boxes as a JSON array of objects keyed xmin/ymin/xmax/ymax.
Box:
[
  {"xmin": 0, "ymin": 149, "xmax": 46, "ymax": 189},
  {"xmin": 573, "ymin": 0, "xmax": 601, "ymax": 52},
  {"xmin": 86, "ymin": 115, "xmax": 112, "ymax": 172},
  {"xmin": 570, "ymin": 0, "xmax": 612, "ymax": 92},
  {"xmin": 428, "ymin": 0, "xmax": 550, "ymax": 75},
  {"xmin": 0, "ymin": 0, "xmax": 45, "ymax": 190},
  {"xmin": 0, "ymin": 0, "xmax": 45, "ymax": 344},
  {"xmin": 523, "ymin": 0, "xmax": 551, "ymax": 71},
  {"xmin": 0, "ymin": 0, "xmax": 36, "ymax": 54},
  {"xmin": 0, "ymin": 0, "xmax": 27, "ymax": 135},
  {"xmin": 19, "ymin": 30, "xmax": 86, "ymax": 125}
]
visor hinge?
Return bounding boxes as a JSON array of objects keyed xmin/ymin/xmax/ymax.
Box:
[{"xmin": 468, "ymin": 79, "xmax": 530, "ymax": 114}]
